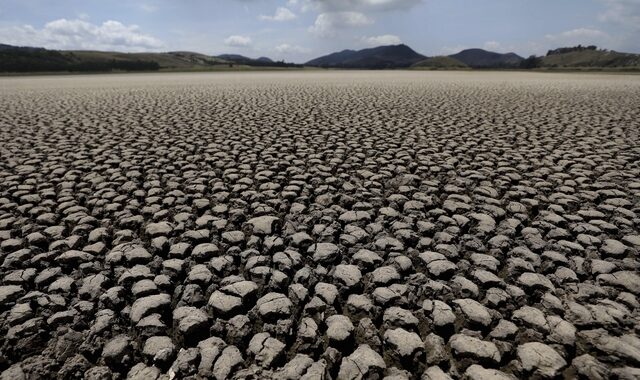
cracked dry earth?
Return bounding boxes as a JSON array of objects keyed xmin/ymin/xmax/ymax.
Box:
[{"xmin": 0, "ymin": 71, "xmax": 639, "ymax": 380}]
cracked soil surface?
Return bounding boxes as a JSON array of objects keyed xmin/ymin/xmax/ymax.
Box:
[{"xmin": 0, "ymin": 71, "xmax": 639, "ymax": 379}]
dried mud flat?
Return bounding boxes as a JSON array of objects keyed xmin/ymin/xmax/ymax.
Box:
[{"xmin": 0, "ymin": 71, "xmax": 639, "ymax": 380}]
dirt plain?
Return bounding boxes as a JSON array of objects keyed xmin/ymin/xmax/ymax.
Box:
[{"xmin": 0, "ymin": 71, "xmax": 639, "ymax": 379}]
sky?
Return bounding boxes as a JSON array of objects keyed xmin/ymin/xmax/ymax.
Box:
[{"xmin": 0, "ymin": 0, "xmax": 638, "ymax": 63}]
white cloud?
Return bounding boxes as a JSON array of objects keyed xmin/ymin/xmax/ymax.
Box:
[
  {"xmin": 519, "ymin": 28, "xmax": 616, "ymax": 56},
  {"xmin": 598, "ymin": 0, "xmax": 640, "ymax": 29},
  {"xmin": 483, "ymin": 41, "xmax": 501, "ymax": 51},
  {"xmin": 441, "ymin": 42, "xmax": 517, "ymax": 55},
  {"xmin": 545, "ymin": 28, "xmax": 609, "ymax": 41},
  {"xmin": 309, "ymin": 11, "xmax": 373, "ymax": 37},
  {"xmin": 362, "ymin": 34, "xmax": 401, "ymax": 46},
  {"xmin": 224, "ymin": 35, "xmax": 252, "ymax": 47},
  {"xmin": 275, "ymin": 43, "xmax": 311, "ymax": 53},
  {"xmin": 259, "ymin": 7, "xmax": 297, "ymax": 21},
  {"xmin": 543, "ymin": 28, "xmax": 613, "ymax": 51},
  {"xmin": 302, "ymin": 0, "xmax": 422, "ymax": 12},
  {"xmin": 0, "ymin": 19, "xmax": 163, "ymax": 51}
]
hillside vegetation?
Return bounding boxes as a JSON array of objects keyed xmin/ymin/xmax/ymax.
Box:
[
  {"xmin": 0, "ymin": 45, "xmax": 172, "ymax": 72},
  {"xmin": 540, "ymin": 47, "xmax": 640, "ymax": 69},
  {"xmin": 449, "ymin": 49, "xmax": 523, "ymax": 68},
  {"xmin": 70, "ymin": 51, "xmax": 228, "ymax": 68},
  {"xmin": 412, "ymin": 56, "xmax": 468, "ymax": 69},
  {"xmin": 2, "ymin": 42, "xmax": 640, "ymax": 73},
  {"xmin": 306, "ymin": 44, "xmax": 425, "ymax": 69},
  {"xmin": 0, "ymin": 44, "xmax": 301, "ymax": 73}
]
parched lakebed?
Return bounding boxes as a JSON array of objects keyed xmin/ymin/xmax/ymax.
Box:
[{"xmin": 1, "ymin": 71, "xmax": 639, "ymax": 379}]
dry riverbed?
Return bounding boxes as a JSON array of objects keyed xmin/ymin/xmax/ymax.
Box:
[{"xmin": 0, "ymin": 71, "xmax": 639, "ymax": 379}]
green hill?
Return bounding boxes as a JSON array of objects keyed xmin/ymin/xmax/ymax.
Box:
[
  {"xmin": 69, "ymin": 51, "xmax": 229, "ymax": 68},
  {"xmin": 541, "ymin": 48, "xmax": 640, "ymax": 69},
  {"xmin": 449, "ymin": 48, "xmax": 524, "ymax": 68},
  {"xmin": 0, "ymin": 44, "xmax": 301, "ymax": 73},
  {"xmin": 0, "ymin": 45, "xmax": 231, "ymax": 72},
  {"xmin": 306, "ymin": 44, "xmax": 426, "ymax": 69},
  {"xmin": 412, "ymin": 56, "xmax": 468, "ymax": 69},
  {"xmin": 216, "ymin": 54, "xmax": 296, "ymax": 67}
]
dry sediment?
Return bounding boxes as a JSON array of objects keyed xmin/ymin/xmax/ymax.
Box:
[{"xmin": 0, "ymin": 71, "xmax": 639, "ymax": 379}]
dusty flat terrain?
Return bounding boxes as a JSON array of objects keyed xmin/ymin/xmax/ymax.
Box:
[{"xmin": 0, "ymin": 71, "xmax": 639, "ymax": 379}]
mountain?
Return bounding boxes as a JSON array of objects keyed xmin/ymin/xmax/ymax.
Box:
[
  {"xmin": 546, "ymin": 45, "xmax": 598, "ymax": 56},
  {"xmin": 0, "ymin": 44, "xmax": 74, "ymax": 72},
  {"xmin": 306, "ymin": 44, "xmax": 426, "ymax": 69},
  {"xmin": 0, "ymin": 44, "xmax": 300, "ymax": 72},
  {"xmin": 70, "ymin": 50, "xmax": 228, "ymax": 68},
  {"xmin": 540, "ymin": 46, "xmax": 640, "ymax": 69},
  {"xmin": 449, "ymin": 48, "xmax": 523, "ymax": 68},
  {"xmin": 4, "ymin": 42, "xmax": 638, "ymax": 73},
  {"xmin": 217, "ymin": 54, "xmax": 252, "ymax": 63},
  {"xmin": 0, "ymin": 44, "xmax": 231, "ymax": 72},
  {"xmin": 0, "ymin": 43, "xmax": 47, "ymax": 52},
  {"xmin": 305, "ymin": 49, "xmax": 357, "ymax": 66},
  {"xmin": 412, "ymin": 56, "xmax": 468, "ymax": 69},
  {"xmin": 217, "ymin": 54, "xmax": 278, "ymax": 66}
]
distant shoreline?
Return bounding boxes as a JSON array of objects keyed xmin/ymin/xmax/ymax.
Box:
[
  {"xmin": 0, "ymin": 66, "xmax": 320, "ymax": 77},
  {"xmin": 2, "ymin": 66, "xmax": 640, "ymax": 77},
  {"xmin": 4, "ymin": 44, "xmax": 640, "ymax": 77}
]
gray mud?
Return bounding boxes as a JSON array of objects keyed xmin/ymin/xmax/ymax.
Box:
[{"xmin": 0, "ymin": 71, "xmax": 639, "ymax": 379}]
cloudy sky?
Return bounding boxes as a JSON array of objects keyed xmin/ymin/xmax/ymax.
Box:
[{"xmin": 0, "ymin": 0, "xmax": 638, "ymax": 62}]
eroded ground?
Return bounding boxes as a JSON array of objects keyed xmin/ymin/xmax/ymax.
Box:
[{"xmin": 0, "ymin": 71, "xmax": 639, "ymax": 379}]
